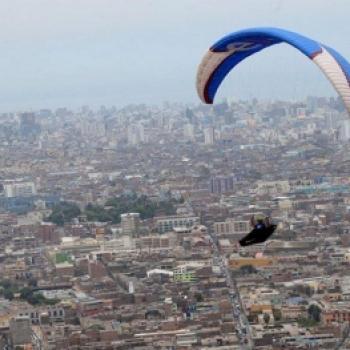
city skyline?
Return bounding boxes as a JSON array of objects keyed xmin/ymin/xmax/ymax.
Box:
[
  {"xmin": 0, "ymin": 97, "xmax": 349, "ymax": 348},
  {"xmin": 0, "ymin": 0, "xmax": 349, "ymax": 111}
]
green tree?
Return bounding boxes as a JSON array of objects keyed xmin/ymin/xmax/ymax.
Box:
[
  {"xmin": 272, "ymin": 308, "xmax": 282, "ymax": 322},
  {"xmin": 297, "ymin": 317, "xmax": 318, "ymax": 327},
  {"xmin": 263, "ymin": 313, "xmax": 270, "ymax": 325},
  {"xmin": 28, "ymin": 278, "xmax": 38, "ymax": 287},
  {"xmin": 20, "ymin": 287, "xmax": 32, "ymax": 300},
  {"xmin": 0, "ymin": 279, "xmax": 13, "ymax": 289},
  {"xmin": 194, "ymin": 292, "xmax": 204, "ymax": 302},
  {"xmin": 88, "ymin": 324, "xmax": 105, "ymax": 331},
  {"xmin": 87, "ymin": 194, "xmax": 178, "ymax": 223},
  {"xmin": 45, "ymin": 201, "xmax": 81, "ymax": 226},
  {"xmin": 3, "ymin": 289, "xmax": 14, "ymax": 300},
  {"xmin": 304, "ymin": 285, "xmax": 315, "ymax": 297},
  {"xmin": 308, "ymin": 304, "xmax": 321, "ymax": 322},
  {"xmin": 240, "ymin": 265, "xmax": 257, "ymax": 275}
]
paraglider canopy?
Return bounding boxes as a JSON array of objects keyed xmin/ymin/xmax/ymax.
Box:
[{"xmin": 196, "ymin": 27, "xmax": 350, "ymax": 114}]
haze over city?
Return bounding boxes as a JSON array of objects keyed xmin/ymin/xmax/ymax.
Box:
[
  {"xmin": 0, "ymin": 0, "xmax": 349, "ymax": 110},
  {"xmin": 1, "ymin": 1, "xmax": 350, "ymax": 349}
]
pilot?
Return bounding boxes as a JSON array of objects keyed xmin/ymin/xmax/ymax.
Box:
[{"xmin": 239, "ymin": 215, "xmax": 276, "ymax": 247}]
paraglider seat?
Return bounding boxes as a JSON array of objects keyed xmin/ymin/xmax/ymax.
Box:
[
  {"xmin": 239, "ymin": 224, "xmax": 277, "ymax": 247},
  {"xmin": 239, "ymin": 215, "xmax": 276, "ymax": 247}
]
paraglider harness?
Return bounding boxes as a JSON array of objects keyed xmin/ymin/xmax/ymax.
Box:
[{"xmin": 239, "ymin": 216, "xmax": 276, "ymax": 247}]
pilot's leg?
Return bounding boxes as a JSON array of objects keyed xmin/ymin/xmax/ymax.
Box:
[
  {"xmin": 249, "ymin": 226, "xmax": 276, "ymax": 245},
  {"xmin": 239, "ymin": 229, "xmax": 259, "ymax": 246}
]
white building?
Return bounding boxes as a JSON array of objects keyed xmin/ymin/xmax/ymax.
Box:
[
  {"xmin": 256, "ymin": 180, "xmax": 290, "ymax": 195},
  {"xmin": 3, "ymin": 181, "xmax": 36, "ymax": 198},
  {"xmin": 183, "ymin": 124, "xmax": 195, "ymax": 141},
  {"xmin": 204, "ymin": 127, "xmax": 215, "ymax": 145},
  {"xmin": 127, "ymin": 126, "xmax": 140, "ymax": 145},
  {"xmin": 340, "ymin": 119, "xmax": 350, "ymax": 141},
  {"xmin": 103, "ymin": 235, "xmax": 136, "ymax": 251},
  {"xmin": 155, "ymin": 215, "xmax": 200, "ymax": 233}
]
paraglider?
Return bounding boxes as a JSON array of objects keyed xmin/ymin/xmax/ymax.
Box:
[
  {"xmin": 196, "ymin": 27, "xmax": 350, "ymax": 113},
  {"xmin": 239, "ymin": 215, "xmax": 277, "ymax": 247},
  {"xmin": 196, "ymin": 27, "xmax": 350, "ymax": 246}
]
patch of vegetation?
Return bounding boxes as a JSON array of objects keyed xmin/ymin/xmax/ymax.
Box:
[
  {"xmin": 86, "ymin": 194, "xmax": 179, "ymax": 223},
  {"xmin": 45, "ymin": 201, "xmax": 81, "ymax": 226},
  {"xmin": 44, "ymin": 194, "xmax": 181, "ymax": 225},
  {"xmin": 239, "ymin": 265, "xmax": 257, "ymax": 275},
  {"xmin": 297, "ymin": 305, "xmax": 322, "ymax": 328},
  {"xmin": 263, "ymin": 313, "xmax": 271, "ymax": 325},
  {"xmin": 0, "ymin": 279, "xmax": 18, "ymax": 300},
  {"xmin": 297, "ymin": 317, "xmax": 319, "ymax": 328},
  {"xmin": 0, "ymin": 280, "xmax": 60, "ymax": 305},
  {"xmin": 88, "ymin": 324, "xmax": 105, "ymax": 331},
  {"xmin": 194, "ymin": 292, "xmax": 204, "ymax": 302},
  {"xmin": 308, "ymin": 304, "xmax": 321, "ymax": 322},
  {"xmin": 55, "ymin": 252, "xmax": 72, "ymax": 264},
  {"xmin": 20, "ymin": 287, "xmax": 60, "ymax": 305},
  {"xmin": 272, "ymin": 308, "xmax": 282, "ymax": 322}
]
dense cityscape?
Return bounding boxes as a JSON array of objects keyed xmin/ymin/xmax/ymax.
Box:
[{"xmin": 0, "ymin": 97, "xmax": 349, "ymax": 349}]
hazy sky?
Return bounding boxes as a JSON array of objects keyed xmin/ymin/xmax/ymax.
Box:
[{"xmin": 0, "ymin": 0, "xmax": 349, "ymax": 111}]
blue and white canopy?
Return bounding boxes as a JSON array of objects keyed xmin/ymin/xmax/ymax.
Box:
[{"xmin": 196, "ymin": 27, "xmax": 350, "ymax": 113}]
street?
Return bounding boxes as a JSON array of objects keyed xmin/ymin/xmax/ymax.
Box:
[{"xmin": 209, "ymin": 231, "xmax": 254, "ymax": 349}]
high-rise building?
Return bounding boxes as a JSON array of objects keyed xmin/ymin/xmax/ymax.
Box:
[
  {"xmin": 121, "ymin": 213, "xmax": 140, "ymax": 236},
  {"xmin": 138, "ymin": 124, "xmax": 147, "ymax": 143},
  {"xmin": 19, "ymin": 112, "xmax": 41, "ymax": 139},
  {"xmin": 183, "ymin": 124, "xmax": 195, "ymax": 141},
  {"xmin": 204, "ymin": 127, "xmax": 215, "ymax": 145},
  {"xmin": 340, "ymin": 119, "xmax": 350, "ymax": 141},
  {"xmin": 127, "ymin": 126, "xmax": 138, "ymax": 145}
]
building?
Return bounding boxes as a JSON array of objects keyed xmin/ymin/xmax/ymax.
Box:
[
  {"xmin": 322, "ymin": 303, "xmax": 350, "ymax": 324},
  {"xmin": 88, "ymin": 260, "xmax": 108, "ymax": 279},
  {"xmin": 340, "ymin": 119, "xmax": 350, "ymax": 141},
  {"xmin": 155, "ymin": 215, "xmax": 200, "ymax": 233},
  {"xmin": 183, "ymin": 123, "xmax": 195, "ymax": 141},
  {"xmin": 19, "ymin": 112, "xmax": 40, "ymax": 139},
  {"xmin": 214, "ymin": 219, "xmax": 250, "ymax": 237},
  {"xmin": 3, "ymin": 181, "xmax": 36, "ymax": 198},
  {"xmin": 173, "ymin": 266, "xmax": 197, "ymax": 283},
  {"xmin": 127, "ymin": 125, "xmax": 146, "ymax": 145},
  {"xmin": 9, "ymin": 316, "xmax": 32, "ymax": 346},
  {"xmin": 103, "ymin": 235, "xmax": 136, "ymax": 251},
  {"xmin": 204, "ymin": 127, "xmax": 215, "ymax": 145},
  {"xmin": 209, "ymin": 176, "xmax": 235, "ymax": 194},
  {"xmin": 218, "ymin": 239, "xmax": 233, "ymax": 253},
  {"xmin": 281, "ymin": 305, "xmax": 307, "ymax": 320},
  {"xmin": 121, "ymin": 212, "xmax": 140, "ymax": 236},
  {"xmin": 55, "ymin": 262, "xmax": 75, "ymax": 278},
  {"xmin": 256, "ymin": 180, "xmax": 290, "ymax": 195},
  {"xmin": 35, "ymin": 223, "xmax": 58, "ymax": 244},
  {"xmin": 228, "ymin": 257, "xmax": 274, "ymax": 269},
  {"xmin": 137, "ymin": 234, "xmax": 174, "ymax": 251}
]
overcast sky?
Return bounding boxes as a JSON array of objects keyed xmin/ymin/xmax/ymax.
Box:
[{"xmin": 0, "ymin": 0, "xmax": 349, "ymax": 111}]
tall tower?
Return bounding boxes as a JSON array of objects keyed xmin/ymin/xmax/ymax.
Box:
[
  {"xmin": 184, "ymin": 124, "xmax": 195, "ymax": 141},
  {"xmin": 340, "ymin": 120, "xmax": 350, "ymax": 141},
  {"xmin": 204, "ymin": 127, "xmax": 215, "ymax": 145},
  {"xmin": 19, "ymin": 112, "xmax": 40, "ymax": 140}
]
